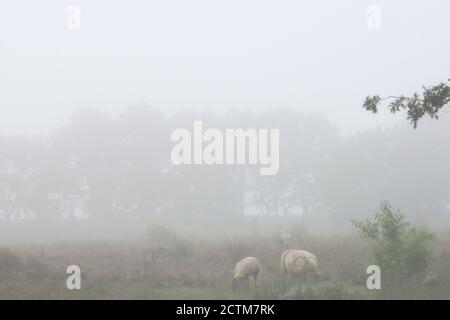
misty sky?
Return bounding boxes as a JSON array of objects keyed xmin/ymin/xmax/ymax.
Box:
[{"xmin": 0, "ymin": 0, "xmax": 449, "ymax": 136}]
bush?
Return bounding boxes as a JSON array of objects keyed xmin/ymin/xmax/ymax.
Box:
[
  {"xmin": 352, "ymin": 202, "xmax": 433, "ymax": 285},
  {"xmin": 144, "ymin": 223, "xmax": 192, "ymax": 257}
]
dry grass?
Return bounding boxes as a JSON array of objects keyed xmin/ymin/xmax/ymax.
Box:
[{"xmin": 0, "ymin": 224, "xmax": 449, "ymax": 299}]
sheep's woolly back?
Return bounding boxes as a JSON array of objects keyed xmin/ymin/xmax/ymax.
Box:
[
  {"xmin": 234, "ymin": 257, "xmax": 261, "ymax": 278},
  {"xmin": 280, "ymin": 249, "xmax": 294, "ymax": 274},
  {"xmin": 280, "ymin": 249, "xmax": 318, "ymax": 275}
]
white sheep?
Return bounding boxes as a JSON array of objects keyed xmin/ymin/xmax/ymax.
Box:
[
  {"xmin": 280, "ymin": 249, "xmax": 320, "ymax": 282},
  {"xmin": 232, "ymin": 257, "xmax": 261, "ymax": 289}
]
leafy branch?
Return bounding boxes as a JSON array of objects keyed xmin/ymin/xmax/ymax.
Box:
[{"xmin": 363, "ymin": 78, "xmax": 450, "ymax": 128}]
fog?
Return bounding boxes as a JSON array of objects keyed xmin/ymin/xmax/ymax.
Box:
[
  {"xmin": 1, "ymin": 0, "xmax": 449, "ymax": 237},
  {"xmin": 0, "ymin": 0, "xmax": 450, "ymax": 300},
  {"xmin": 1, "ymin": 105, "xmax": 450, "ymax": 243},
  {"xmin": 1, "ymin": 0, "xmax": 449, "ymax": 136}
]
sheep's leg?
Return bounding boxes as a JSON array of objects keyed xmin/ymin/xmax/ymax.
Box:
[
  {"xmin": 254, "ymin": 274, "xmax": 258, "ymax": 287},
  {"xmin": 304, "ymin": 273, "xmax": 308, "ymax": 292},
  {"xmin": 282, "ymin": 271, "xmax": 288, "ymax": 291},
  {"xmin": 299, "ymin": 273, "xmax": 306, "ymax": 295},
  {"xmin": 306, "ymin": 272, "xmax": 315, "ymax": 292}
]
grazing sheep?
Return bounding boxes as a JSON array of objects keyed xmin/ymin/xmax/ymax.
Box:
[
  {"xmin": 232, "ymin": 257, "xmax": 261, "ymax": 290},
  {"xmin": 280, "ymin": 249, "xmax": 320, "ymax": 281}
]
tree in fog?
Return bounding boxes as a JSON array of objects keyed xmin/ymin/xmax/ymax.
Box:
[
  {"xmin": 247, "ymin": 109, "xmax": 339, "ymax": 216},
  {"xmin": 1, "ymin": 105, "xmax": 450, "ymax": 224}
]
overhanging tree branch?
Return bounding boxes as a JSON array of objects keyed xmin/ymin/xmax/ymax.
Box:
[{"xmin": 363, "ymin": 78, "xmax": 450, "ymax": 128}]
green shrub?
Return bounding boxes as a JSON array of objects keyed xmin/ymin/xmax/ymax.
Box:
[{"xmin": 352, "ymin": 202, "xmax": 433, "ymax": 284}]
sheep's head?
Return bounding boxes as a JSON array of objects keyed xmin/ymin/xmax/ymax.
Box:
[{"xmin": 232, "ymin": 275, "xmax": 243, "ymax": 290}]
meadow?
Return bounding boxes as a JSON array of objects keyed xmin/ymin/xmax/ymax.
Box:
[{"xmin": 1, "ymin": 218, "xmax": 450, "ymax": 300}]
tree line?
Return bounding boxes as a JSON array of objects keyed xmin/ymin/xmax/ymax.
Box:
[{"xmin": 1, "ymin": 105, "xmax": 449, "ymax": 225}]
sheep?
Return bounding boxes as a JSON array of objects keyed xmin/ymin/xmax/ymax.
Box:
[
  {"xmin": 280, "ymin": 249, "xmax": 321, "ymax": 296},
  {"xmin": 280, "ymin": 249, "xmax": 320, "ymax": 282},
  {"xmin": 232, "ymin": 257, "xmax": 261, "ymax": 290}
]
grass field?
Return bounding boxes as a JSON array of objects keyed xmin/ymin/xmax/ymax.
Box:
[{"xmin": 1, "ymin": 222, "xmax": 450, "ymax": 299}]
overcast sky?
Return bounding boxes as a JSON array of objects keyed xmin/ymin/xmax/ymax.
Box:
[{"xmin": 0, "ymin": 0, "xmax": 449, "ymax": 136}]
